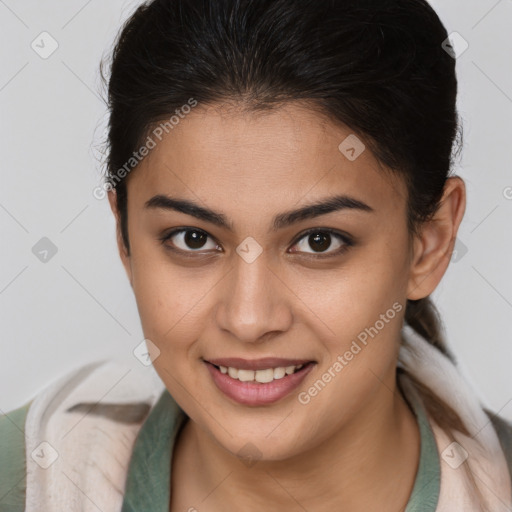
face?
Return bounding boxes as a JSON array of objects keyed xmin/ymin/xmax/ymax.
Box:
[{"xmin": 112, "ymin": 101, "xmax": 417, "ymax": 461}]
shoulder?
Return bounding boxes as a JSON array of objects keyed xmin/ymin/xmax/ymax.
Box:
[
  {"xmin": 0, "ymin": 399, "xmax": 33, "ymax": 511},
  {"xmin": 0, "ymin": 359, "xmax": 165, "ymax": 512}
]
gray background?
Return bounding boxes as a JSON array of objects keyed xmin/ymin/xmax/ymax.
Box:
[{"xmin": 1, "ymin": 0, "xmax": 511, "ymax": 418}]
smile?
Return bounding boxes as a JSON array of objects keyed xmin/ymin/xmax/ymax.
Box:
[
  {"xmin": 216, "ymin": 363, "xmax": 304, "ymax": 383},
  {"xmin": 204, "ymin": 360, "xmax": 316, "ymax": 406}
]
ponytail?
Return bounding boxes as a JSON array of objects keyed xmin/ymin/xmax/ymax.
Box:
[
  {"xmin": 405, "ymin": 296, "xmax": 454, "ymax": 361},
  {"xmin": 402, "ymin": 295, "xmax": 469, "ymax": 436}
]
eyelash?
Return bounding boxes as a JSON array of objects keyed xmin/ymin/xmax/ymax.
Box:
[{"xmin": 158, "ymin": 227, "xmax": 354, "ymax": 259}]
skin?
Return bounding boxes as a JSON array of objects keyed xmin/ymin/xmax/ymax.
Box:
[{"xmin": 108, "ymin": 101, "xmax": 466, "ymax": 512}]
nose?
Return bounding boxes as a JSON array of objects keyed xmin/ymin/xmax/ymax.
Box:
[{"xmin": 215, "ymin": 254, "xmax": 293, "ymax": 344}]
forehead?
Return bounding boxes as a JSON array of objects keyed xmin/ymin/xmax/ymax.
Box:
[{"xmin": 128, "ymin": 102, "xmax": 407, "ymax": 217}]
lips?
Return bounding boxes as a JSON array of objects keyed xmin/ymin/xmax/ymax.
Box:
[
  {"xmin": 204, "ymin": 357, "xmax": 315, "ymax": 371},
  {"xmin": 203, "ymin": 358, "xmax": 316, "ymax": 405}
]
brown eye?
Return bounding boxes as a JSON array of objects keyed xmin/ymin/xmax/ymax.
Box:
[
  {"xmin": 160, "ymin": 228, "xmax": 220, "ymax": 252},
  {"xmin": 182, "ymin": 230, "xmax": 208, "ymax": 249},
  {"xmin": 307, "ymin": 232, "xmax": 331, "ymax": 252},
  {"xmin": 290, "ymin": 229, "xmax": 353, "ymax": 257}
]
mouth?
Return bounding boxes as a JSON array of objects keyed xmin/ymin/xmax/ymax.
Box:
[{"xmin": 203, "ymin": 358, "xmax": 316, "ymax": 406}]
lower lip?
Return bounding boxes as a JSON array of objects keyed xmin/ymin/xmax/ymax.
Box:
[{"xmin": 205, "ymin": 361, "xmax": 315, "ymax": 406}]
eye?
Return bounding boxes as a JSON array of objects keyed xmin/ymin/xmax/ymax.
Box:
[
  {"xmin": 159, "ymin": 227, "xmax": 353, "ymax": 258},
  {"xmin": 289, "ymin": 228, "xmax": 353, "ymax": 257},
  {"xmin": 159, "ymin": 228, "xmax": 221, "ymax": 254}
]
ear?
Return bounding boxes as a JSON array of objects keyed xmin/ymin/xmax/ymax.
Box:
[
  {"xmin": 407, "ymin": 176, "xmax": 466, "ymax": 300},
  {"xmin": 107, "ymin": 189, "xmax": 133, "ymax": 286}
]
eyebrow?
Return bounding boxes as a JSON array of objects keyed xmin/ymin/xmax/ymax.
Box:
[{"xmin": 144, "ymin": 194, "xmax": 375, "ymax": 232}]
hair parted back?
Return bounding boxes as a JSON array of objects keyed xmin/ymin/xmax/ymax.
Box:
[{"xmin": 100, "ymin": 0, "xmax": 485, "ymax": 501}]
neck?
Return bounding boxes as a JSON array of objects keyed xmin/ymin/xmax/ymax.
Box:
[{"xmin": 171, "ymin": 371, "xmax": 420, "ymax": 512}]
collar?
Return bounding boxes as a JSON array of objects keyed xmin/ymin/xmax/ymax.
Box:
[{"xmin": 121, "ymin": 374, "xmax": 440, "ymax": 511}]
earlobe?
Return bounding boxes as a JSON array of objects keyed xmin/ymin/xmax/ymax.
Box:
[
  {"xmin": 107, "ymin": 190, "xmax": 133, "ymax": 285},
  {"xmin": 406, "ymin": 176, "xmax": 466, "ymax": 301}
]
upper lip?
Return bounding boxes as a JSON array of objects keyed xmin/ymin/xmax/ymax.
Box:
[{"xmin": 204, "ymin": 357, "xmax": 315, "ymax": 371}]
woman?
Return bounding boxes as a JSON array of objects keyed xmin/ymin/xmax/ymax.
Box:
[{"xmin": 1, "ymin": 0, "xmax": 511, "ymax": 510}]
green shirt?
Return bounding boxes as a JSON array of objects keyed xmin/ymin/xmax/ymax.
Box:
[
  {"xmin": 1, "ymin": 386, "xmax": 511, "ymax": 511},
  {"xmin": 120, "ymin": 385, "xmax": 441, "ymax": 511}
]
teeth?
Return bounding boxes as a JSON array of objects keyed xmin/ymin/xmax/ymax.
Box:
[
  {"xmin": 238, "ymin": 369, "xmax": 255, "ymax": 382},
  {"xmin": 255, "ymin": 368, "xmax": 274, "ymax": 383},
  {"xmin": 217, "ymin": 363, "xmax": 305, "ymax": 383},
  {"xmin": 285, "ymin": 365, "xmax": 295, "ymax": 375},
  {"xmin": 273, "ymin": 367, "xmax": 286, "ymax": 379}
]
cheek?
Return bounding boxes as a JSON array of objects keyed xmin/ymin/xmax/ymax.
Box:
[
  {"xmin": 301, "ymin": 274, "xmax": 404, "ymax": 419},
  {"xmin": 317, "ymin": 260, "xmax": 404, "ymax": 330},
  {"xmin": 308, "ymin": 251, "xmax": 406, "ymax": 371},
  {"xmin": 128, "ymin": 250, "xmax": 194, "ymax": 342}
]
